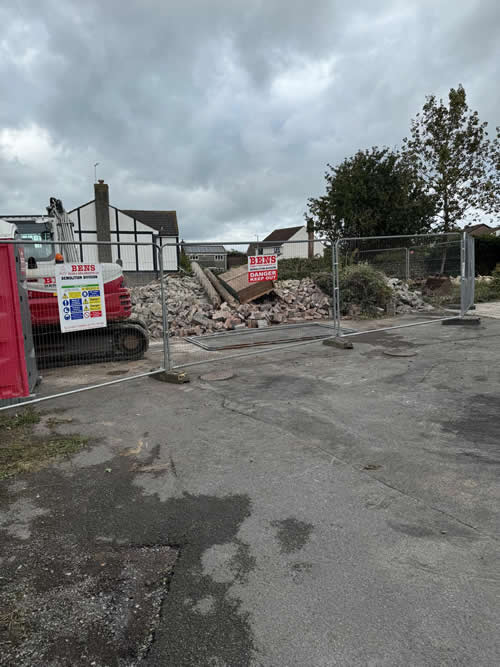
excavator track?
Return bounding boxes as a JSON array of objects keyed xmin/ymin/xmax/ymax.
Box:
[{"xmin": 33, "ymin": 319, "xmax": 149, "ymax": 368}]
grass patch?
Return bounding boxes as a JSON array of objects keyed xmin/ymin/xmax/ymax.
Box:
[
  {"xmin": 0, "ymin": 408, "xmax": 87, "ymax": 480},
  {"xmin": 0, "ymin": 607, "xmax": 27, "ymax": 646},
  {"xmin": 0, "ymin": 407, "xmax": 40, "ymax": 429}
]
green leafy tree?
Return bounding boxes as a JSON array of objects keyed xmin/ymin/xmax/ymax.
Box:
[
  {"xmin": 305, "ymin": 147, "xmax": 436, "ymax": 243},
  {"xmin": 402, "ymin": 84, "xmax": 500, "ymax": 231}
]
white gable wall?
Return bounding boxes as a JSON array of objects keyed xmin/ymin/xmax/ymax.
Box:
[
  {"xmin": 288, "ymin": 226, "xmax": 325, "ymax": 258},
  {"xmin": 73, "ymin": 200, "xmax": 96, "ymax": 231},
  {"xmin": 281, "ymin": 226, "xmax": 309, "ymax": 258},
  {"xmin": 69, "ymin": 201, "xmax": 99, "ymax": 263},
  {"xmin": 160, "ymin": 238, "xmax": 178, "ymax": 271},
  {"xmin": 109, "ymin": 207, "xmax": 158, "ymax": 271},
  {"xmin": 69, "ymin": 201, "xmax": 178, "ymax": 272},
  {"xmin": 257, "ymin": 226, "xmax": 325, "ymax": 259}
]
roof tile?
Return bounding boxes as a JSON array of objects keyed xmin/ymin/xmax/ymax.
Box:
[{"xmin": 121, "ymin": 209, "xmax": 178, "ymax": 236}]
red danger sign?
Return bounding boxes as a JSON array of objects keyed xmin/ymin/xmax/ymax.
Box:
[{"xmin": 248, "ymin": 254, "xmax": 278, "ymax": 283}]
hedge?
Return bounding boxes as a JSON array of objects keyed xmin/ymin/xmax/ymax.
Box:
[
  {"xmin": 475, "ymin": 235, "xmax": 500, "ymax": 275},
  {"xmin": 276, "ymin": 250, "xmax": 332, "ymax": 281}
]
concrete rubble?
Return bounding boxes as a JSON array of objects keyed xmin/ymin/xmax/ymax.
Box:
[
  {"xmin": 130, "ymin": 276, "xmax": 331, "ymax": 338},
  {"xmin": 386, "ymin": 278, "xmax": 434, "ymax": 314},
  {"xmin": 130, "ymin": 274, "xmax": 437, "ymax": 339}
]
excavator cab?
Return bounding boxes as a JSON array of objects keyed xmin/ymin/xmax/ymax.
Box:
[{"xmin": 15, "ymin": 220, "xmax": 54, "ymax": 267}]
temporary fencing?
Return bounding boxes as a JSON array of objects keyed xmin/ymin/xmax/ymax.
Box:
[
  {"xmin": 161, "ymin": 238, "xmax": 338, "ymax": 370},
  {"xmin": 0, "ymin": 238, "xmax": 165, "ymax": 410},
  {"xmin": 332, "ymin": 232, "xmax": 473, "ymax": 336},
  {"xmin": 0, "ymin": 231, "xmax": 475, "ymax": 410}
]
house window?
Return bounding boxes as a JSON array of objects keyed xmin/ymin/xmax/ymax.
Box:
[
  {"xmin": 214, "ymin": 255, "xmax": 224, "ymax": 261},
  {"xmin": 258, "ymin": 247, "xmax": 263, "ymax": 255},
  {"xmin": 273, "ymin": 246, "xmax": 281, "ymax": 256},
  {"xmin": 189, "ymin": 254, "xmax": 199, "ymax": 260}
]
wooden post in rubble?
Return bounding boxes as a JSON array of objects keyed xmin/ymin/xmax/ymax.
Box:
[
  {"xmin": 204, "ymin": 268, "xmax": 239, "ymax": 307},
  {"xmin": 191, "ymin": 261, "xmax": 221, "ymax": 307}
]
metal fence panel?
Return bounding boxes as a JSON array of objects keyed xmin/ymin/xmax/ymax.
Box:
[
  {"xmin": 161, "ymin": 238, "xmax": 339, "ymax": 370},
  {"xmin": 1, "ymin": 230, "xmax": 477, "ymax": 410},
  {"xmin": 158, "ymin": 233, "xmax": 474, "ymax": 371},
  {"xmin": 334, "ymin": 232, "xmax": 471, "ymax": 336},
  {"xmin": 0, "ymin": 239, "xmax": 165, "ymax": 411},
  {"xmin": 461, "ymin": 232, "xmax": 475, "ymax": 316}
]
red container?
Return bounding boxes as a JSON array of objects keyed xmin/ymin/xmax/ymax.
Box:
[{"xmin": 0, "ymin": 228, "xmax": 32, "ymax": 399}]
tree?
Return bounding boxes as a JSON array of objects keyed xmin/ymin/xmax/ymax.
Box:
[
  {"xmin": 305, "ymin": 147, "xmax": 436, "ymax": 243},
  {"xmin": 402, "ymin": 84, "xmax": 500, "ymax": 232}
]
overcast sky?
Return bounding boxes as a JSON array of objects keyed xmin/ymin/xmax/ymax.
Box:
[{"xmin": 1, "ymin": 0, "xmax": 498, "ymax": 241}]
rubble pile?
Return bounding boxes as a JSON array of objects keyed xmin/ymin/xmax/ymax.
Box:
[
  {"xmin": 130, "ymin": 276, "xmax": 331, "ymax": 338},
  {"xmin": 130, "ymin": 273, "xmax": 437, "ymax": 339},
  {"xmin": 386, "ymin": 278, "xmax": 434, "ymax": 314},
  {"xmin": 268, "ymin": 278, "xmax": 331, "ymax": 322},
  {"xmin": 130, "ymin": 275, "xmax": 208, "ymax": 338}
]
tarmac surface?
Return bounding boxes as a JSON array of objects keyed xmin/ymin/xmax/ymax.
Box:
[
  {"xmin": 475, "ymin": 299, "xmax": 500, "ymax": 319},
  {"xmin": 1, "ymin": 315, "xmax": 499, "ymax": 666}
]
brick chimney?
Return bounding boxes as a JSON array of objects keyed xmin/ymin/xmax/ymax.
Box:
[
  {"xmin": 94, "ymin": 180, "xmax": 112, "ymax": 262},
  {"xmin": 307, "ymin": 219, "xmax": 315, "ymax": 259}
]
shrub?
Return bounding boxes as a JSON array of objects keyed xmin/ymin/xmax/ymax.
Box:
[
  {"xmin": 311, "ymin": 271, "xmax": 332, "ymax": 295},
  {"xmin": 490, "ymin": 263, "xmax": 500, "ymax": 293},
  {"xmin": 474, "ymin": 282, "xmax": 491, "ymax": 303},
  {"xmin": 312, "ymin": 264, "xmax": 392, "ymax": 316},
  {"xmin": 474, "ymin": 265, "xmax": 500, "ymax": 302},
  {"xmin": 338, "ymin": 263, "xmax": 392, "ymax": 316},
  {"xmin": 179, "ymin": 251, "xmax": 192, "ymax": 273}
]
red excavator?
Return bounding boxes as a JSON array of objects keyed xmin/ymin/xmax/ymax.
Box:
[{"xmin": 6, "ymin": 198, "xmax": 149, "ymax": 366}]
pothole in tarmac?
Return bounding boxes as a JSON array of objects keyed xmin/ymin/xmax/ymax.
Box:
[
  {"xmin": 1, "ymin": 545, "xmax": 178, "ymax": 667},
  {"xmin": 199, "ymin": 370, "xmax": 235, "ymax": 381}
]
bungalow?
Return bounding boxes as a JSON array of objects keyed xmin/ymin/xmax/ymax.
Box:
[
  {"xmin": 183, "ymin": 243, "xmax": 228, "ymax": 271},
  {"xmin": 247, "ymin": 225, "xmax": 324, "ymax": 259}
]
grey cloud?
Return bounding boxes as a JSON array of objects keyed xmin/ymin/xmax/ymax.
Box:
[{"xmin": 0, "ymin": 0, "xmax": 499, "ymax": 241}]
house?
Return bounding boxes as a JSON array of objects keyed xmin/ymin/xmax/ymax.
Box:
[
  {"xmin": 247, "ymin": 225, "xmax": 324, "ymax": 259},
  {"xmin": 464, "ymin": 223, "xmax": 500, "ymax": 237},
  {"xmin": 68, "ymin": 181, "xmax": 179, "ymax": 284},
  {"xmin": 183, "ymin": 243, "xmax": 227, "ymax": 271}
]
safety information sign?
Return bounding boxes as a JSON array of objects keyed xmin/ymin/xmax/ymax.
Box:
[
  {"xmin": 248, "ymin": 254, "xmax": 278, "ymax": 283},
  {"xmin": 55, "ymin": 263, "xmax": 107, "ymax": 333}
]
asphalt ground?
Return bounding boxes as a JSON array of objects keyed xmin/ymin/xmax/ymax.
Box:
[{"xmin": 1, "ymin": 316, "xmax": 498, "ymax": 666}]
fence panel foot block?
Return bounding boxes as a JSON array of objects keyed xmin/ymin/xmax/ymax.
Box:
[
  {"xmin": 442, "ymin": 317, "xmax": 481, "ymax": 326},
  {"xmin": 151, "ymin": 370, "xmax": 190, "ymax": 384},
  {"xmin": 323, "ymin": 337, "xmax": 354, "ymax": 349}
]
